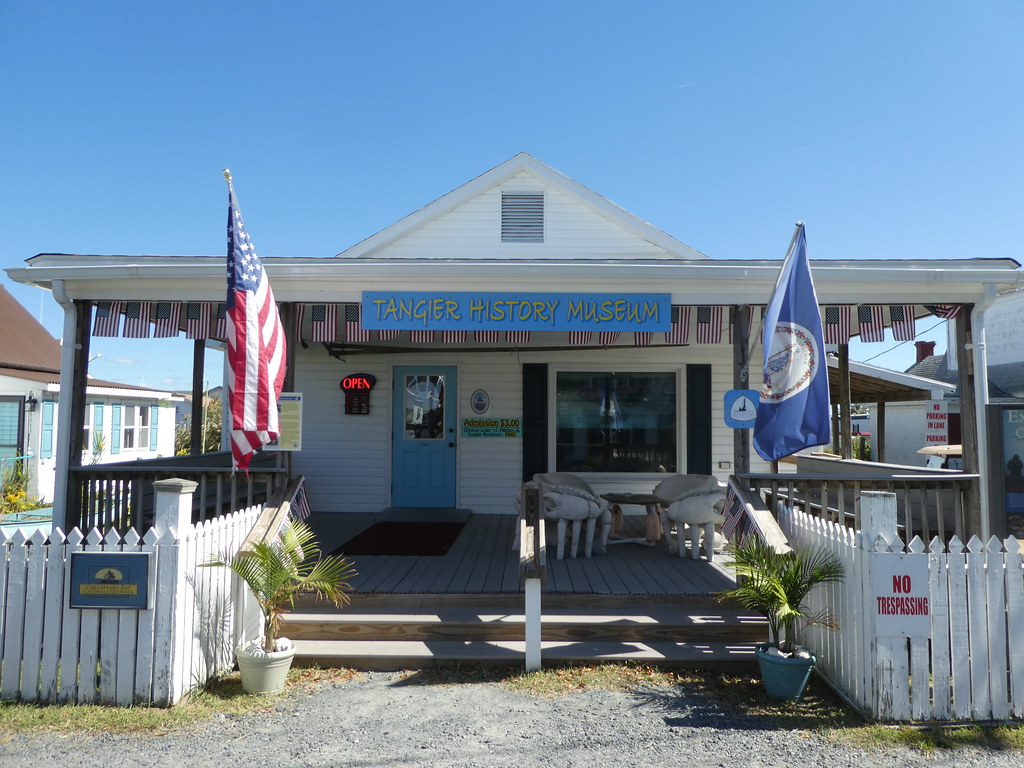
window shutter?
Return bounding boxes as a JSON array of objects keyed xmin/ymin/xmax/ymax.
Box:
[
  {"xmin": 150, "ymin": 405, "xmax": 159, "ymax": 451},
  {"xmin": 501, "ymin": 192, "xmax": 544, "ymax": 243},
  {"xmin": 93, "ymin": 403, "xmax": 104, "ymax": 430},
  {"xmin": 111, "ymin": 404, "xmax": 122, "ymax": 454},
  {"xmin": 41, "ymin": 401, "xmax": 55, "ymax": 459}
]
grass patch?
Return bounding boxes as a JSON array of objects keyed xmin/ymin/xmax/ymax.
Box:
[
  {"xmin": 835, "ymin": 723, "xmax": 1024, "ymax": 753},
  {"xmin": 0, "ymin": 666, "xmax": 359, "ymax": 738}
]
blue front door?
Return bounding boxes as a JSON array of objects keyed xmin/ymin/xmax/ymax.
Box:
[{"xmin": 391, "ymin": 366, "xmax": 457, "ymax": 508}]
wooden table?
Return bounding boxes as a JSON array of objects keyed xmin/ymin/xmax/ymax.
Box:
[{"xmin": 600, "ymin": 492, "xmax": 665, "ymax": 545}]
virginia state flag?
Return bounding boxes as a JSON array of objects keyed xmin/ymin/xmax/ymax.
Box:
[{"xmin": 753, "ymin": 223, "xmax": 831, "ymax": 461}]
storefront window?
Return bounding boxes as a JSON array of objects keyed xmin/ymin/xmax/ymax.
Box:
[{"xmin": 555, "ymin": 372, "xmax": 676, "ymax": 473}]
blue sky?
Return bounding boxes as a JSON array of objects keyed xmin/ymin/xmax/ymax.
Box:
[{"xmin": 1, "ymin": 1, "xmax": 1021, "ymax": 391}]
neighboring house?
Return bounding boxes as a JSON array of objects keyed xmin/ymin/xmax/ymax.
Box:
[
  {"xmin": 7, "ymin": 154, "xmax": 1024, "ymax": 534},
  {"xmin": 0, "ymin": 285, "xmax": 179, "ymax": 504}
]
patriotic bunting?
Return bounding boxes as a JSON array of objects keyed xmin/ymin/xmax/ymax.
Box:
[
  {"xmin": 344, "ymin": 305, "xmax": 371, "ymax": 342},
  {"xmin": 153, "ymin": 302, "xmax": 181, "ymax": 338},
  {"xmin": 925, "ymin": 304, "xmax": 961, "ymax": 320},
  {"xmin": 823, "ymin": 306, "xmax": 851, "ymax": 345},
  {"xmin": 122, "ymin": 301, "xmax": 151, "ymax": 338},
  {"xmin": 665, "ymin": 305, "xmax": 689, "ymax": 344},
  {"xmin": 310, "ymin": 304, "xmax": 338, "ymax": 342},
  {"xmin": 185, "ymin": 302, "xmax": 213, "ymax": 339},
  {"xmin": 506, "ymin": 330, "xmax": 530, "ymax": 345},
  {"xmin": 377, "ymin": 329, "xmax": 400, "ymax": 341},
  {"xmin": 695, "ymin": 306, "xmax": 722, "ymax": 344},
  {"xmin": 633, "ymin": 332, "xmax": 653, "ymax": 346},
  {"xmin": 409, "ymin": 330, "xmax": 434, "ymax": 343},
  {"xmin": 475, "ymin": 330, "xmax": 500, "ymax": 343},
  {"xmin": 598, "ymin": 331, "xmax": 620, "ymax": 346},
  {"xmin": 856, "ymin": 304, "xmax": 885, "ymax": 343},
  {"xmin": 93, "ymin": 301, "xmax": 122, "ymax": 337},
  {"xmin": 888, "ymin": 305, "xmax": 916, "ymax": 341},
  {"xmin": 569, "ymin": 331, "xmax": 593, "ymax": 345},
  {"xmin": 214, "ymin": 302, "xmax": 227, "ymax": 339},
  {"xmin": 442, "ymin": 330, "xmax": 467, "ymax": 344}
]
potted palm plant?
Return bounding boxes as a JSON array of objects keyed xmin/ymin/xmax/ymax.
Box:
[
  {"xmin": 204, "ymin": 519, "xmax": 356, "ymax": 693},
  {"xmin": 719, "ymin": 536, "xmax": 843, "ymax": 701}
]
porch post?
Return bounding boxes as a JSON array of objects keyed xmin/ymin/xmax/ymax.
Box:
[
  {"xmin": 955, "ymin": 304, "xmax": 982, "ymax": 537},
  {"xmin": 875, "ymin": 399, "xmax": 886, "ymax": 463},
  {"xmin": 732, "ymin": 304, "xmax": 751, "ymax": 475},
  {"xmin": 838, "ymin": 344, "xmax": 852, "ymax": 460},
  {"xmin": 189, "ymin": 340, "xmax": 205, "ymax": 455}
]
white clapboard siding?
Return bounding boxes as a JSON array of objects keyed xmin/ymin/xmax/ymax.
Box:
[
  {"xmin": 0, "ymin": 500, "xmax": 263, "ymax": 706},
  {"xmin": 293, "ymin": 342, "xmax": 758, "ymax": 516},
  {"xmin": 780, "ymin": 504, "xmax": 1024, "ymax": 722}
]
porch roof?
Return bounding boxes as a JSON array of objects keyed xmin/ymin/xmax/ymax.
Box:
[
  {"xmin": 8, "ymin": 253, "xmax": 1024, "ymax": 307},
  {"xmin": 828, "ymin": 358, "xmax": 955, "ymax": 404}
]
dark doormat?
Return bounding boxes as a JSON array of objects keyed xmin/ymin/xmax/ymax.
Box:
[{"xmin": 331, "ymin": 521, "xmax": 465, "ymax": 557}]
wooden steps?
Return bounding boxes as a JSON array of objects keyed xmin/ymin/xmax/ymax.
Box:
[{"xmin": 285, "ymin": 593, "xmax": 766, "ymax": 670}]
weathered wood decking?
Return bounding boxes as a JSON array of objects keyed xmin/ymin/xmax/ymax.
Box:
[{"xmin": 307, "ymin": 512, "xmax": 737, "ymax": 596}]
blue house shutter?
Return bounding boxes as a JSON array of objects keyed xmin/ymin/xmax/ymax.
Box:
[
  {"xmin": 150, "ymin": 405, "xmax": 159, "ymax": 451},
  {"xmin": 40, "ymin": 401, "xmax": 55, "ymax": 459},
  {"xmin": 111, "ymin": 404, "xmax": 122, "ymax": 454},
  {"xmin": 93, "ymin": 403, "xmax": 104, "ymax": 452}
]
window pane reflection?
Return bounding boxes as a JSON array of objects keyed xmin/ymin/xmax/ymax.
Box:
[{"xmin": 404, "ymin": 375, "xmax": 445, "ymax": 440}]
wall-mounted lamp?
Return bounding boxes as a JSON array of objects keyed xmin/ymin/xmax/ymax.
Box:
[{"xmin": 24, "ymin": 394, "xmax": 37, "ymax": 413}]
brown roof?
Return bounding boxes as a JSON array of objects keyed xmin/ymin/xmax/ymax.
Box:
[{"xmin": 0, "ymin": 285, "xmax": 62, "ymax": 372}]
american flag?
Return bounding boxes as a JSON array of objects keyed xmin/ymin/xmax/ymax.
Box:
[
  {"xmin": 185, "ymin": 302, "xmax": 212, "ymax": 339},
  {"xmin": 409, "ymin": 330, "xmax": 434, "ymax": 343},
  {"xmin": 93, "ymin": 301, "xmax": 122, "ymax": 337},
  {"xmin": 225, "ymin": 176, "xmax": 286, "ymax": 472},
  {"xmin": 664, "ymin": 305, "xmax": 690, "ymax": 344},
  {"xmin": 153, "ymin": 302, "xmax": 181, "ymax": 337},
  {"xmin": 823, "ymin": 306, "xmax": 851, "ymax": 345},
  {"xmin": 122, "ymin": 301, "xmax": 151, "ymax": 338},
  {"xmin": 442, "ymin": 330, "xmax": 467, "ymax": 344},
  {"xmin": 568, "ymin": 331, "xmax": 592, "ymax": 345},
  {"xmin": 695, "ymin": 306, "xmax": 722, "ymax": 344},
  {"xmin": 889, "ymin": 305, "xmax": 916, "ymax": 341},
  {"xmin": 925, "ymin": 304, "xmax": 962, "ymax": 320},
  {"xmin": 633, "ymin": 332, "xmax": 653, "ymax": 346},
  {"xmin": 377, "ymin": 329, "xmax": 400, "ymax": 341},
  {"xmin": 598, "ymin": 331, "xmax": 620, "ymax": 345},
  {"xmin": 345, "ymin": 305, "xmax": 371, "ymax": 342},
  {"xmin": 214, "ymin": 302, "xmax": 228, "ymax": 339},
  {"xmin": 475, "ymin": 330, "xmax": 500, "ymax": 343},
  {"xmin": 857, "ymin": 305, "xmax": 885, "ymax": 343},
  {"xmin": 310, "ymin": 304, "xmax": 338, "ymax": 342},
  {"xmin": 506, "ymin": 330, "xmax": 530, "ymax": 344}
]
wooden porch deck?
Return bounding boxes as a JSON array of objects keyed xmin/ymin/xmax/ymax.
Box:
[{"xmin": 307, "ymin": 511, "xmax": 738, "ymax": 597}]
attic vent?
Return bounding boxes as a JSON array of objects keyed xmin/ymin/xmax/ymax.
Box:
[{"xmin": 501, "ymin": 192, "xmax": 544, "ymax": 243}]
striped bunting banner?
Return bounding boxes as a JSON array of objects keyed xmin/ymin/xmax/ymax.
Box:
[
  {"xmin": 213, "ymin": 303, "xmax": 227, "ymax": 339},
  {"xmin": 633, "ymin": 332, "xmax": 653, "ymax": 346},
  {"xmin": 664, "ymin": 306, "xmax": 689, "ymax": 345},
  {"xmin": 475, "ymin": 330, "xmax": 500, "ymax": 343},
  {"xmin": 409, "ymin": 330, "xmax": 434, "ymax": 343},
  {"xmin": 442, "ymin": 330, "xmax": 467, "ymax": 344},
  {"xmin": 598, "ymin": 331, "xmax": 620, "ymax": 346},
  {"xmin": 153, "ymin": 302, "xmax": 181, "ymax": 338},
  {"xmin": 311, "ymin": 304, "xmax": 338, "ymax": 343},
  {"xmin": 122, "ymin": 301, "xmax": 151, "ymax": 338},
  {"xmin": 506, "ymin": 330, "xmax": 530, "ymax": 345},
  {"xmin": 823, "ymin": 306, "xmax": 851, "ymax": 345},
  {"xmin": 568, "ymin": 331, "xmax": 593, "ymax": 346},
  {"xmin": 93, "ymin": 301, "xmax": 122, "ymax": 337},
  {"xmin": 857, "ymin": 305, "xmax": 885, "ymax": 343},
  {"xmin": 185, "ymin": 302, "xmax": 212, "ymax": 339},
  {"xmin": 377, "ymin": 329, "xmax": 400, "ymax": 341},
  {"xmin": 344, "ymin": 305, "xmax": 371, "ymax": 342}
]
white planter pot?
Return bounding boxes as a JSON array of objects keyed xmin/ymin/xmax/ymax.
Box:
[{"xmin": 235, "ymin": 644, "xmax": 297, "ymax": 694}]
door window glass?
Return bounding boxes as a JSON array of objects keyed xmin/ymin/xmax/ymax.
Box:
[{"xmin": 403, "ymin": 375, "xmax": 445, "ymax": 440}]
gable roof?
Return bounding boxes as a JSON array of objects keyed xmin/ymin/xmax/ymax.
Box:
[
  {"xmin": 0, "ymin": 285, "xmax": 62, "ymax": 372},
  {"xmin": 336, "ymin": 152, "xmax": 709, "ymax": 261}
]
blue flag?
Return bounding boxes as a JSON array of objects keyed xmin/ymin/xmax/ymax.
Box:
[{"xmin": 753, "ymin": 223, "xmax": 831, "ymax": 461}]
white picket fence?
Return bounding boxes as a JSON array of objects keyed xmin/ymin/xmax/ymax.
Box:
[
  {"xmin": 780, "ymin": 498, "xmax": 1024, "ymax": 722},
  {"xmin": 0, "ymin": 483, "xmax": 262, "ymax": 706}
]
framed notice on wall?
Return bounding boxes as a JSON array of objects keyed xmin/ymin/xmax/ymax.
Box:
[{"xmin": 266, "ymin": 392, "xmax": 302, "ymax": 451}]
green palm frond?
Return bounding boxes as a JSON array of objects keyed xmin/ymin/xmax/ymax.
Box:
[{"xmin": 202, "ymin": 519, "xmax": 356, "ymax": 651}]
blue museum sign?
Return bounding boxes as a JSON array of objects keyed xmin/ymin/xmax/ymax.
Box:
[{"xmin": 362, "ymin": 292, "xmax": 671, "ymax": 332}]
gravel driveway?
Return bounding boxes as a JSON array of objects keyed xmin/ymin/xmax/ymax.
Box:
[{"xmin": 0, "ymin": 671, "xmax": 1016, "ymax": 768}]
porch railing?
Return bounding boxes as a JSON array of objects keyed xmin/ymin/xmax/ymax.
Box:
[
  {"xmin": 738, "ymin": 471, "xmax": 979, "ymax": 544},
  {"xmin": 66, "ymin": 451, "xmax": 288, "ymax": 532}
]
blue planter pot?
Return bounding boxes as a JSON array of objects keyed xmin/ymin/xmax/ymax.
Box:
[{"xmin": 754, "ymin": 643, "xmax": 815, "ymax": 701}]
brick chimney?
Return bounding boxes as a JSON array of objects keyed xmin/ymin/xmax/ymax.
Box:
[{"xmin": 915, "ymin": 340, "xmax": 936, "ymax": 363}]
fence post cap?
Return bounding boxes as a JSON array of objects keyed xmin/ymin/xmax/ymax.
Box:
[{"xmin": 152, "ymin": 478, "xmax": 199, "ymax": 494}]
